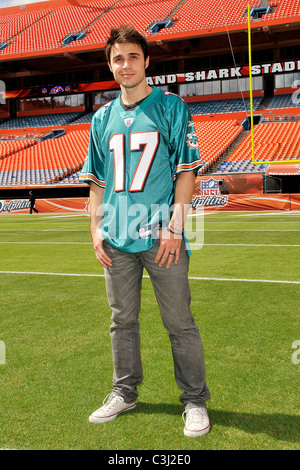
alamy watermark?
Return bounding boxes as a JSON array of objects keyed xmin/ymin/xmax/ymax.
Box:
[
  {"xmin": 291, "ymin": 340, "xmax": 300, "ymax": 365},
  {"xmin": 0, "ymin": 80, "xmax": 6, "ymax": 105},
  {"xmin": 292, "ymin": 80, "xmax": 300, "ymax": 106},
  {"xmin": 95, "ymin": 198, "xmax": 204, "ymax": 249}
]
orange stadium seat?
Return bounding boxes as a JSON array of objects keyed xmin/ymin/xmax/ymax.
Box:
[
  {"xmin": 193, "ymin": 119, "xmax": 242, "ymax": 173},
  {"xmin": 73, "ymin": 0, "xmax": 180, "ymax": 46},
  {"xmin": 0, "ymin": 131, "xmax": 89, "ymax": 186},
  {"xmin": 263, "ymin": 0, "xmax": 300, "ymax": 19},
  {"xmin": 155, "ymin": 0, "xmax": 260, "ymax": 37},
  {"xmin": 0, "ymin": 9, "xmax": 52, "ymax": 47},
  {"xmin": 216, "ymin": 122, "xmax": 300, "ymax": 173},
  {"xmin": 0, "ymin": 139, "xmax": 38, "ymax": 159},
  {"xmin": 0, "ymin": 1, "xmax": 112, "ymax": 54},
  {"xmin": 0, "ymin": 0, "xmax": 298, "ymax": 55}
]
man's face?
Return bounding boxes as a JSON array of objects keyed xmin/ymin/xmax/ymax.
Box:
[{"xmin": 108, "ymin": 42, "xmax": 149, "ymax": 90}]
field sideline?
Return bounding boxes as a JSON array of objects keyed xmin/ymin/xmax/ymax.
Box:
[{"xmin": 0, "ymin": 211, "xmax": 299, "ymax": 450}]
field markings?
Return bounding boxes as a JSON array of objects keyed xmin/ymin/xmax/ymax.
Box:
[
  {"xmin": 203, "ymin": 229, "xmax": 300, "ymax": 232},
  {"xmin": 0, "ymin": 241, "xmax": 91, "ymax": 244},
  {"xmin": 0, "ymin": 270, "xmax": 299, "ymax": 285},
  {"xmin": 192, "ymin": 243, "xmax": 300, "ymax": 247}
]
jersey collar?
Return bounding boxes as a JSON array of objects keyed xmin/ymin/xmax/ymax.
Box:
[{"xmin": 115, "ymin": 86, "xmax": 159, "ymax": 115}]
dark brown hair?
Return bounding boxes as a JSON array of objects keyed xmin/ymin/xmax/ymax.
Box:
[{"xmin": 105, "ymin": 25, "xmax": 149, "ymax": 64}]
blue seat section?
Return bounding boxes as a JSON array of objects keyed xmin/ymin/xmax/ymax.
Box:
[
  {"xmin": 55, "ymin": 171, "xmax": 81, "ymax": 183},
  {"xmin": 0, "ymin": 112, "xmax": 84, "ymax": 129},
  {"xmin": 215, "ymin": 160, "xmax": 268, "ymax": 173},
  {"xmin": 0, "ymin": 168, "xmax": 83, "ymax": 185},
  {"xmin": 187, "ymin": 97, "xmax": 263, "ymax": 115},
  {"xmin": 72, "ymin": 111, "xmax": 96, "ymax": 124},
  {"xmin": 266, "ymin": 94, "xmax": 298, "ymax": 109},
  {"xmin": 0, "ymin": 168, "xmax": 69, "ymax": 185}
]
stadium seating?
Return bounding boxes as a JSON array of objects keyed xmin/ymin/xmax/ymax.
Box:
[
  {"xmin": 0, "ymin": 0, "xmax": 180, "ymax": 54},
  {"xmin": 216, "ymin": 160, "xmax": 268, "ymax": 173},
  {"xmin": 0, "ymin": 8, "xmax": 52, "ymax": 51},
  {"xmin": 72, "ymin": 111, "xmax": 96, "ymax": 124},
  {"xmin": 188, "ymin": 97, "xmax": 263, "ymax": 115},
  {"xmin": 262, "ymin": 0, "xmax": 300, "ymax": 19},
  {"xmin": 155, "ymin": 0, "xmax": 261, "ymax": 37},
  {"xmin": 0, "ymin": 0, "xmax": 298, "ymax": 56},
  {"xmin": 73, "ymin": 0, "xmax": 180, "ymax": 45},
  {"xmin": 0, "ymin": 1, "xmax": 111, "ymax": 54},
  {"xmin": 0, "ymin": 130, "xmax": 89, "ymax": 185},
  {"xmin": 0, "ymin": 139, "xmax": 38, "ymax": 159},
  {"xmin": 0, "ymin": 0, "xmax": 299, "ymax": 187},
  {"xmin": 193, "ymin": 119, "xmax": 242, "ymax": 173},
  {"xmin": 267, "ymin": 94, "xmax": 299, "ymax": 109},
  {"xmin": 0, "ymin": 112, "xmax": 84, "ymax": 129},
  {"xmin": 214, "ymin": 121, "xmax": 300, "ymax": 173},
  {"xmin": 56, "ymin": 170, "xmax": 82, "ymax": 184}
]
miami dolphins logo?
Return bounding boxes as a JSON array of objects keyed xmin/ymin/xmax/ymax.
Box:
[{"xmin": 186, "ymin": 132, "xmax": 199, "ymax": 149}]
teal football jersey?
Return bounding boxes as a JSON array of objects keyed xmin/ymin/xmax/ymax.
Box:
[{"xmin": 80, "ymin": 86, "xmax": 201, "ymax": 253}]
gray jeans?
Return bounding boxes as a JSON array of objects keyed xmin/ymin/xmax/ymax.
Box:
[{"xmin": 103, "ymin": 239, "xmax": 210, "ymax": 407}]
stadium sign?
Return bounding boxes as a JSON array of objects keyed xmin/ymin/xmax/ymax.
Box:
[
  {"xmin": 146, "ymin": 60, "xmax": 300, "ymax": 85},
  {"xmin": 191, "ymin": 194, "xmax": 228, "ymax": 209},
  {"xmin": 0, "ymin": 199, "xmax": 30, "ymax": 213},
  {"xmin": 5, "ymin": 59, "xmax": 300, "ymax": 100},
  {"xmin": 191, "ymin": 177, "xmax": 228, "ymax": 210}
]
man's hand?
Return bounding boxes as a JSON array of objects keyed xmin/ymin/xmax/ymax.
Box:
[
  {"xmin": 89, "ymin": 182, "xmax": 112, "ymax": 268},
  {"xmin": 92, "ymin": 231, "xmax": 112, "ymax": 269},
  {"xmin": 154, "ymin": 226, "xmax": 182, "ymax": 268},
  {"xmin": 154, "ymin": 171, "xmax": 195, "ymax": 268}
]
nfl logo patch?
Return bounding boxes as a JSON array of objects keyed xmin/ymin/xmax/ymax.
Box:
[
  {"xmin": 124, "ymin": 117, "xmax": 134, "ymax": 127},
  {"xmin": 201, "ymin": 177, "xmax": 219, "ymax": 195}
]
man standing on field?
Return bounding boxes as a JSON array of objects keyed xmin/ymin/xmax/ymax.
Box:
[{"xmin": 80, "ymin": 25, "xmax": 210, "ymax": 437}]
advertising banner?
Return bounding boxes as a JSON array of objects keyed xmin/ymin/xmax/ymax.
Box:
[
  {"xmin": 194, "ymin": 174, "xmax": 263, "ymax": 195},
  {"xmin": 191, "ymin": 175, "xmax": 299, "ymax": 211},
  {"xmin": 290, "ymin": 194, "xmax": 300, "ymax": 210},
  {"xmin": 191, "ymin": 193, "xmax": 293, "ymax": 212},
  {"xmin": 0, "ymin": 198, "xmax": 89, "ymax": 214},
  {"xmin": 1, "ymin": 194, "xmax": 300, "ymax": 215}
]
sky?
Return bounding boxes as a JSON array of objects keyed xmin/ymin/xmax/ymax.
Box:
[{"xmin": 0, "ymin": 0, "xmax": 50, "ymax": 8}]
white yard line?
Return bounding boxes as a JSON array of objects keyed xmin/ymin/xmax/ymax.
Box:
[
  {"xmin": 0, "ymin": 241, "xmax": 90, "ymax": 244},
  {"xmin": 0, "ymin": 270, "xmax": 299, "ymax": 284},
  {"xmin": 191, "ymin": 243, "xmax": 300, "ymax": 247}
]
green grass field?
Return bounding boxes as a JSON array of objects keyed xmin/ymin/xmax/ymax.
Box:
[{"xmin": 0, "ymin": 211, "xmax": 299, "ymax": 450}]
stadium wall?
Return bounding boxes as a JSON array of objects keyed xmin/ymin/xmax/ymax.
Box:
[
  {"xmin": 0, "ymin": 123, "xmax": 90, "ymax": 136},
  {"xmin": 1, "ymin": 194, "xmax": 300, "ymax": 214},
  {"xmin": 17, "ymin": 107, "xmax": 85, "ymax": 117},
  {"xmin": 195, "ymin": 174, "xmax": 264, "ymax": 195},
  {"xmin": 191, "ymin": 193, "xmax": 300, "ymax": 212}
]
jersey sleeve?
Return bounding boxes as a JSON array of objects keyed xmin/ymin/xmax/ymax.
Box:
[
  {"xmin": 79, "ymin": 112, "xmax": 106, "ymax": 188},
  {"xmin": 168, "ymin": 97, "xmax": 201, "ymax": 175}
]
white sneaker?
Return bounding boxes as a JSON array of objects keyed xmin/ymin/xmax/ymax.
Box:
[
  {"xmin": 89, "ymin": 392, "xmax": 136, "ymax": 423},
  {"xmin": 182, "ymin": 404, "xmax": 210, "ymax": 437}
]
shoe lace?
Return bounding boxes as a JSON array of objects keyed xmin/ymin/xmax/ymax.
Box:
[
  {"xmin": 102, "ymin": 392, "xmax": 124, "ymax": 411},
  {"xmin": 182, "ymin": 406, "xmax": 206, "ymax": 425}
]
